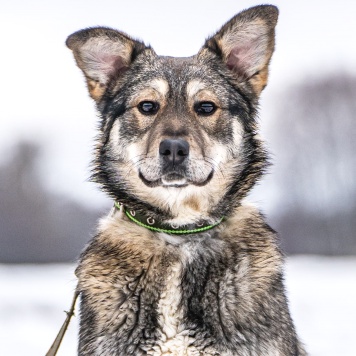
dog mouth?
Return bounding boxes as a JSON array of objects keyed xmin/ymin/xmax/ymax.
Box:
[
  {"xmin": 162, "ymin": 172, "xmax": 188, "ymax": 186},
  {"xmin": 139, "ymin": 170, "xmax": 214, "ymax": 188}
]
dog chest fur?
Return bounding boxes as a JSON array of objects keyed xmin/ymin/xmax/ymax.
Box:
[{"xmin": 75, "ymin": 204, "xmax": 302, "ymax": 355}]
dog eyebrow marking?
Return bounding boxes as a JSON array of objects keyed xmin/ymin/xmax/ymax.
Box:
[
  {"xmin": 186, "ymin": 79, "xmax": 206, "ymax": 98},
  {"xmin": 186, "ymin": 79, "xmax": 219, "ymax": 106},
  {"xmin": 127, "ymin": 78, "xmax": 169, "ymax": 111},
  {"xmin": 149, "ymin": 78, "xmax": 169, "ymax": 97}
]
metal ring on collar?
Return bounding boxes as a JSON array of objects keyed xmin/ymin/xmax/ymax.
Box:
[{"xmin": 147, "ymin": 217, "xmax": 155, "ymax": 225}]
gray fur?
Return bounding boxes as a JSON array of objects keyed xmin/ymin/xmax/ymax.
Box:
[{"xmin": 67, "ymin": 5, "xmax": 306, "ymax": 355}]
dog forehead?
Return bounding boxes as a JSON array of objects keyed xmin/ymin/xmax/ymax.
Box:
[
  {"xmin": 157, "ymin": 56, "xmax": 195, "ymax": 81},
  {"xmin": 157, "ymin": 55, "xmax": 193, "ymax": 67},
  {"xmin": 145, "ymin": 55, "xmax": 213, "ymax": 96}
]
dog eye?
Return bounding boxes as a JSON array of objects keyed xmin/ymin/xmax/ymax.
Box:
[
  {"xmin": 138, "ymin": 101, "xmax": 159, "ymax": 115},
  {"xmin": 194, "ymin": 101, "xmax": 217, "ymax": 116}
]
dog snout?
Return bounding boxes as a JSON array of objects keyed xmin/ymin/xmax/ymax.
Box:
[{"xmin": 159, "ymin": 139, "xmax": 190, "ymax": 166}]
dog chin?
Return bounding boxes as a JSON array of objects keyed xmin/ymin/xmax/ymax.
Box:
[
  {"xmin": 139, "ymin": 170, "xmax": 214, "ymax": 188},
  {"xmin": 161, "ymin": 174, "xmax": 188, "ymax": 187}
]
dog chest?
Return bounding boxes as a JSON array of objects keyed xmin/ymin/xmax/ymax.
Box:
[
  {"xmin": 156, "ymin": 261, "xmax": 182, "ymax": 339},
  {"xmin": 76, "ymin": 210, "xmax": 300, "ymax": 355},
  {"xmin": 150, "ymin": 260, "xmax": 203, "ymax": 355},
  {"xmin": 77, "ymin": 235, "xmax": 228, "ymax": 355}
]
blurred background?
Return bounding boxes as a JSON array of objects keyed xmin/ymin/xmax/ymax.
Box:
[{"xmin": 0, "ymin": 0, "xmax": 355, "ymax": 355}]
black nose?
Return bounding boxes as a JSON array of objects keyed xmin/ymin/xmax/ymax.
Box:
[{"xmin": 159, "ymin": 139, "xmax": 190, "ymax": 165}]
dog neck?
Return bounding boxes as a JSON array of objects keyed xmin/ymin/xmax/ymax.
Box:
[{"xmin": 114, "ymin": 201, "xmax": 224, "ymax": 235}]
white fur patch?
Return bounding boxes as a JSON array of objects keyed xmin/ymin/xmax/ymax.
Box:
[
  {"xmin": 186, "ymin": 79, "xmax": 206, "ymax": 98},
  {"xmin": 150, "ymin": 78, "xmax": 169, "ymax": 97},
  {"xmin": 151, "ymin": 249, "xmax": 203, "ymax": 355},
  {"xmin": 231, "ymin": 120, "xmax": 244, "ymax": 147},
  {"xmin": 108, "ymin": 120, "xmax": 126, "ymax": 157},
  {"xmin": 157, "ymin": 262, "xmax": 182, "ymax": 339}
]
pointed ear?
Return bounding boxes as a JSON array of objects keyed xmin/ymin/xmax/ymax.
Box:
[
  {"xmin": 201, "ymin": 5, "xmax": 278, "ymax": 95},
  {"xmin": 66, "ymin": 27, "xmax": 149, "ymax": 101}
]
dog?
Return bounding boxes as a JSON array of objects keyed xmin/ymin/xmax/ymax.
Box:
[{"xmin": 66, "ymin": 5, "xmax": 306, "ymax": 355}]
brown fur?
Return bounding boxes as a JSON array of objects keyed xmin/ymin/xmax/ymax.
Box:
[{"xmin": 67, "ymin": 5, "xmax": 306, "ymax": 355}]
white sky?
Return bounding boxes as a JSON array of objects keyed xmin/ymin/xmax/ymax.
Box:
[{"xmin": 1, "ymin": 0, "xmax": 356, "ymax": 208}]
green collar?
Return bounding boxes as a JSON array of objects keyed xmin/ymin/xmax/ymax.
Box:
[{"xmin": 114, "ymin": 202, "xmax": 224, "ymax": 235}]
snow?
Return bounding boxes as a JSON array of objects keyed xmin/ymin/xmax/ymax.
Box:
[
  {"xmin": 0, "ymin": 257, "xmax": 355, "ymax": 356},
  {"xmin": 285, "ymin": 256, "xmax": 356, "ymax": 356}
]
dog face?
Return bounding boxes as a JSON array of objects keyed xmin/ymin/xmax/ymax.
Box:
[{"xmin": 67, "ymin": 5, "xmax": 278, "ymax": 224}]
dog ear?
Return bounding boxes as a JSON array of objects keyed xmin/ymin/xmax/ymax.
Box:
[
  {"xmin": 66, "ymin": 27, "xmax": 148, "ymax": 101},
  {"xmin": 200, "ymin": 5, "xmax": 278, "ymax": 95}
]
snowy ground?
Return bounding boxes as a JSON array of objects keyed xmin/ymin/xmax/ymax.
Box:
[{"xmin": 0, "ymin": 256, "xmax": 355, "ymax": 356}]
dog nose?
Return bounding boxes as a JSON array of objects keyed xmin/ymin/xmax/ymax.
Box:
[{"xmin": 159, "ymin": 139, "xmax": 190, "ymax": 165}]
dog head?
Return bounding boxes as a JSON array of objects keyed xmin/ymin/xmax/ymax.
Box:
[{"xmin": 67, "ymin": 5, "xmax": 278, "ymax": 225}]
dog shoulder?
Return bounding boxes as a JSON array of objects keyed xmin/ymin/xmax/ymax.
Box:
[
  {"xmin": 221, "ymin": 201, "xmax": 284, "ymax": 292},
  {"xmin": 75, "ymin": 213, "xmax": 162, "ymax": 296},
  {"xmin": 223, "ymin": 201, "xmax": 280, "ymax": 252}
]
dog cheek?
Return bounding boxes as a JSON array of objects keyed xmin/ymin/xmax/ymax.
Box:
[
  {"xmin": 106, "ymin": 121, "xmax": 127, "ymax": 159},
  {"xmin": 231, "ymin": 120, "xmax": 245, "ymax": 148},
  {"xmin": 125, "ymin": 141, "xmax": 162, "ymax": 182},
  {"xmin": 205, "ymin": 123, "xmax": 242, "ymax": 167}
]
